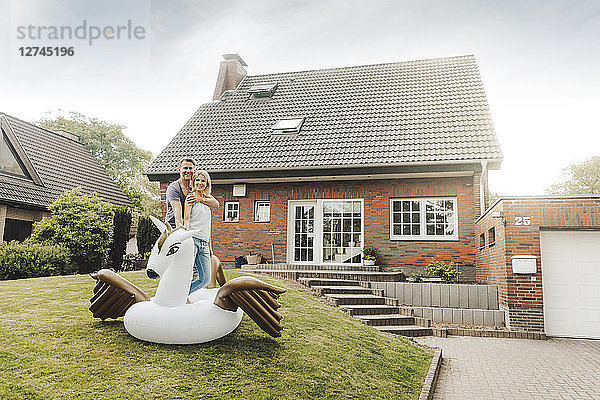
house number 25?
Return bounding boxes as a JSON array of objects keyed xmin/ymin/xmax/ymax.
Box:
[{"xmin": 515, "ymin": 217, "xmax": 531, "ymax": 226}]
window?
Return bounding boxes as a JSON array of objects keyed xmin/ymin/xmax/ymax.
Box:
[
  {"xmin": 255, "ymin": 201, "xmax": 270, "ymax": 222},
  {"xmin": 479, "ymin": 233, "xmax": 486, "ymax": 249},
  {"xmin": 322, "ymin": 200, "xmax": 362, "ymax": 263},
  {"xmin": 248, "ymin": 82, "xmax": 278, "ymax": 98},
  {"xmin": 488, "ymin": 227, "xmax": 496, "ymax": 246},
  {"xmin": 272, "ymin": 118, "xmax": 304, "ymax": 134},
  {"xmin": 0, "ymin": 133, "xmax": 29, "ymax": 178},
  {"xmin": 390, "ymin": 198, "xmax": 458, "ymax": 240},
  {"xmin": 224, "ymin": 201, "xmax": 239, "ymax": 222},
  {"xmin": 3, "ymin": 218, "xmax": 33, "ymax": 242}
]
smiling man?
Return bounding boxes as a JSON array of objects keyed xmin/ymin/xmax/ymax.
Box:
[{"xmin": 165, "ymin": 157, "xmax": 196, "ymax": 228}]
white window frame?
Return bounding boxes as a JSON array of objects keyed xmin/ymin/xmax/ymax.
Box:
[
  {"xmin": 224, "ymin": 201, "xmax": 239, "ymax": 222},
  {"xmin": 254, "ymin": 201, "xmax": 270, "ymax": 222},
  {"xmin": 286, "ymin": 199, "xmax": 364, "ymax": 265},
  {"xmin": 390, "ymin": 197, "xmax": 458, "ymax": 241}
]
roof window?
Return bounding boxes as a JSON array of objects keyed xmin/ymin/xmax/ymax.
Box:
[
  {"xmin": 248, "ymin": 82, "xmax": 278, "ymax": 98},
  {"xmin": 272, "ymin": 118, "xmax": 304, "ymax": 134}
]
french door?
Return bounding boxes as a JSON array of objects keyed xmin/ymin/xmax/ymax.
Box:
[{"xmin": 288, "ymin": 199, "xmax": 363, "ymax": 265}]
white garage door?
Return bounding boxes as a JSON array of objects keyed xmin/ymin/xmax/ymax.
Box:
[{"xmin": 540, "ymin": 231, "xmax": 600, "ymax": 339}]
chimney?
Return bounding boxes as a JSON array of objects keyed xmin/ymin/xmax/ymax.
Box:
[{"xmin": 212, "ymin": 53, "xmax": 247, "ymax": 100}]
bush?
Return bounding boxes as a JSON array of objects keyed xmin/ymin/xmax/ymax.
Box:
[
  {"xmin": 0, "ymin": 241, "xmax": 73, "ymax": 280},
  {"xmin": 425, "ymin": 258, "xmax": 460, "ymax": 283},
  {"xmin": 30, "ymin": 188, "xmax": 114, "ymax": 274},
  {"xmin": 108, "ymin": 207, "xmax": 132, "ymax": 271},
  {"xmin": 136, "ymin": 216, "xmax": 160, "ymax": 257}
]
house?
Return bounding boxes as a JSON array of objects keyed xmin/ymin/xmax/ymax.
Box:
[
  {"xmin": 0, "ymin": 113, "xmax": 132, "ymax": 241},
  {"xmin": 476, "ymin": 196, "xmax": 600, "ymax": 338},
  {"xmin": 147, "ymin": 54, "xmax": 502, "ymax": 276}
]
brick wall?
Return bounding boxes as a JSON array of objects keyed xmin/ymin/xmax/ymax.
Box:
[
  {"xmin": 0, "ymin": 205, "xmax": 49, "ymax": 241},
  {"xmin": 476, "ymin": 196, "xmax": 600, "ymax": 332},
  {"xmin": 161, "ymin": 175, "xmax": 483, "ymax": 271}
]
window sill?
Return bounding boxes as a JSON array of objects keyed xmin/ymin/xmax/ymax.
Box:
[
  {"xmin": 390, "ymin": 236, "xmax": 459, "ymax": 242},
  {"xmin": 253, "ymin": 220, "xmax": 270, "ymax": 223},
  {"xmin": 223, "ymin": 220, "xmax": 239, "ymax": 223}
]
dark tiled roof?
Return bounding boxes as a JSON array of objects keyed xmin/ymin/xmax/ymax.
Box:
[
  {"xmin": 148, "ymin": 55, "xmax": 502, "ymax": 176},
  {"xmin": 0, "ymin": 113, "xmax": 132, "ymax": 209}
]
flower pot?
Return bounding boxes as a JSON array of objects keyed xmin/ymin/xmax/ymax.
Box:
[
  {"xmin": 246, "ymin": 254, "xmax": 262, "ymax": 264},
  {"xmin": 364, "ymin": 259, "xmax": 375, "ymax": 266}
]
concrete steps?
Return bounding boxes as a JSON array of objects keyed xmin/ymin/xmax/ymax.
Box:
[
  {"xmin": 375, "ymin": 325, "xmax": 433, "ymax": 337},
  {"xmin": 325, "ymin": 293, "xmax": 387, "ymax": 306},
  {"xmin": 311, "ymin": 285, "xmax": 377, "ymax": 295},
  {"xmin": 241, "ymin": 268, "xmax": 405, "ymax": 282},
  {"xmin": 354, "ymin": 314, "xmax": 416, "ymax": 326}
]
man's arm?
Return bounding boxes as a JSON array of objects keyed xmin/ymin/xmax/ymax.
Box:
[
  {"xmin": 171, "ymin": 201, "xmax": 185, "ymax": 228},
  {"xmin": 183, "ymin": 195, "xmax": 194, "ymax": 229}
]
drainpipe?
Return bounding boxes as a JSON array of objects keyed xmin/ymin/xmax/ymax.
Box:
[{"xmin": 480, "ymin": 160, "xmax": 488, "ymax": 215}]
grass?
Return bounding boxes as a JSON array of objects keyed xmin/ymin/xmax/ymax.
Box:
[{"xmin": 0, "ymin": 270, "xmax": 432, "ymax": 400}]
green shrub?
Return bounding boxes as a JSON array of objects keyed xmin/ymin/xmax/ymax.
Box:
[
  {"xmin": 108, "ymin": 207, "xmax": 132, "ymax": 271},
  {"xmin": 425, "ymin": 258, "xmax": 460, "ymax": 283},
  {"xmin": 0, "ymin": 241, "xmax": 73, "ymax": 280},
  {"xmin": 30, "ymin": 188, "xmax": 114, "ymax": 274},
  {"xmin": 136, "ymin": 216, "xmax": 160, "ymax": 257}
]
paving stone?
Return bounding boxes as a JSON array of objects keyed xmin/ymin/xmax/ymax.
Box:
[{"xmin": 416, "ymin": 337, "xmax": 600, "ymax": 400}]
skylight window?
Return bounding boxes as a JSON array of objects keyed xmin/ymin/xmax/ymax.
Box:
[
  {"xmin": 248, "ymin": 82, "xmax": 278, "ymax": 98},
  {"xmin": 272, "ymin": 117, "xmax": 305, "ymax": 134}
]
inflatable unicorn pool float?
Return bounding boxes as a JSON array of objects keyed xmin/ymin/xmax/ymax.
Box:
[{"xmin": 89, "ymin": 216, "xmax": 285, "ymax": 344}]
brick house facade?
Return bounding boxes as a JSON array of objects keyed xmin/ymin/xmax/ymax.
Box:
[
  {"xmin": 476, "ymin": 196, "xmax": 600, "ymax": 336},
  {"xmin": 149, "ymin": 54, "xmax": 502, "ymax": 275}
]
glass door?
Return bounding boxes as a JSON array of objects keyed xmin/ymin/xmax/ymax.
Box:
[
  {"xmin": 292, "ymin": 204, "xmax": 315, "ymax": 263},
  {"xmin": 322, "ymin": 200, "xmax": 362, "ymax": 264}
]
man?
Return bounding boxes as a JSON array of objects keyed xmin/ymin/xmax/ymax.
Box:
[
  {"xmin": 165, "ymin": 158, "xmax": 196, "ymax": 228},
  {"xmin": 166, "ymin": 158, "xmax": 219, "ymax": 228}
]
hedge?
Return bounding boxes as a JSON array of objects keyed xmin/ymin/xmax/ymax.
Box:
[{"xmin": 0, "ymin": 241, "xmax": 74, "ymax": 280}]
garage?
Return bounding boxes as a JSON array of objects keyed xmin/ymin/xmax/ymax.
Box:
[{"xmin": 540, "ymin": 230, "xmax": 600, "ymax": 339}]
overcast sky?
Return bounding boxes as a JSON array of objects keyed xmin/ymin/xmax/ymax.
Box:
[{"xmin": 0, "ymin": 0, "xmax": 598, "ymax": 195}]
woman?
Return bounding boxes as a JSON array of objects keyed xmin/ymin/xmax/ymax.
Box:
[{"xmin": 183, "ymin": 170, "xmax": 219, "ymax": 292}]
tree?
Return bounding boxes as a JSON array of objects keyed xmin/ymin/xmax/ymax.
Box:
[
  {"xmin": 37, "ymin": 111, "xmax": 162, "ymax": 216},
  {"xmin": 546, "ymin": 156, "xmax": 600, "ymax": 195},
  {"xmin": 108, "ymin": 207, "xmax": 132, "ymax": 271},
  {"xmin": 30, "ymin": 188, "xmax": 114, "ymax": 274}
]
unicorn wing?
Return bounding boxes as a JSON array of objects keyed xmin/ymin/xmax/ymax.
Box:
[
  {"xmin": 89, "ymin": 269, "xmax": 150, "ymax": 320},
  {"xmin": 213, "ymin": 276, "xmax": 286, "ymax": 338}
]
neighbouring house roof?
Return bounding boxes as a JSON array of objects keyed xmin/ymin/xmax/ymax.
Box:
[
  {"xmin": 0, "ymin": 113, "xmax": 132, "ymax": 210},
  {"xmin": 147, "ymin": 55, "xmax": 502, "ymax": 181}
]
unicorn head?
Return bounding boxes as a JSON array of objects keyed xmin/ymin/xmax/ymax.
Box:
[{"xmin": 147, "ymin": 216, "xmax": 200, "ymax": 307}]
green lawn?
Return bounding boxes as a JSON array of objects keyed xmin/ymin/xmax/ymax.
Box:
[{"xmin": 0, "ymin": 270, "xmax": 432, "ymax": 400}]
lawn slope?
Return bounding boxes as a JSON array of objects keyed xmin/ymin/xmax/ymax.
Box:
[{"xmin": 0, "ymin": 271, "xmax": 431, "ymax": 400}]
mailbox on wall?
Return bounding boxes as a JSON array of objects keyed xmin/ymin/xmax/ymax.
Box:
[{"xmin": 511, "ymin": 255, "xmax": 537, "ymax": 274}]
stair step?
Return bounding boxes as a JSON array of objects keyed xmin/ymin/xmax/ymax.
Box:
[
  {"xmin": 375, "ymin": 325, "xmax": 433, "ymax": 337},
  {"xmin": 242, "ymin": 269, "xmax": 404, "ymax": 282},
  {"xmin": 354, "ymin": 314, "xmax": 416, "ymax": 326},
  {"xmin": 325, "ymin": 294, "xmax": 386, "ymax": 306},
  {"xmin": 298, "ymin": 278, "xmax": 360, "ymax": 287},
  {"xmin": 246, "ymin": 263, "xmax": 380, "ymax": 272},
  {"xmin": 340, "ymin": 304, "xmax": 401, "ymax": 316},
  {"xmin": 311, "ymin": 285, "xmax": 374, "ymax": 295}
]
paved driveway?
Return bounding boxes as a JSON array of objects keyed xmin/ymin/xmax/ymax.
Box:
[{"xmin": 416, "ymin": 336, "xmax": 600, "ymax": 400}]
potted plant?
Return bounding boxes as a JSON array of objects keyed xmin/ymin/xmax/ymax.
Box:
[{"xmin": 362, "ymin": 246, "xmax": 378, "ymax": 266}]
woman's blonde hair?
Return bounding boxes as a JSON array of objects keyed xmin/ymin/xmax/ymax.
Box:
[{"xmin": 191, "ymin": 169, "xmax": 212, "ymax": 195}]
